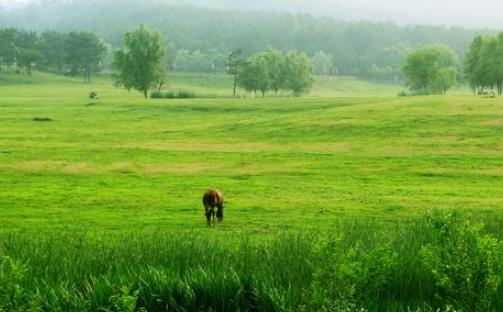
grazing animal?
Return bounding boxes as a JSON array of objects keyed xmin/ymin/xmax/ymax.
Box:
[
  {"xmin": 89, "ymin": 91, "xmax": 99, "ymax": 103},
  {"xmin": 202, "ymin": 189, "xmax": 224, "ymax": 226},
  {"xmin": 477, "ymin": 87, "xmax": 496, "ymax": 98}
]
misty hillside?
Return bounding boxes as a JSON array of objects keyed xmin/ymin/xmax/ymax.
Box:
[
  {"xmin": 171, "ymin": 0, "xmax": 503, "ymax": 28},
  {"xmin": 0, "ymin": 0, "xmax": 489, "ymax": 79}
]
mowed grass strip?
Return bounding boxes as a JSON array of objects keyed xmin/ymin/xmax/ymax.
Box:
[{"xmin": 0, "ymin": 72, "xmax": 502, "ymax": 231}]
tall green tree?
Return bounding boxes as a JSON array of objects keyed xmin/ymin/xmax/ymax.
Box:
[
  {"xmin": 465, "ymin": 33, "xmax": 503, "ymax": 95},
  {"xmin": 113, "ymin": 25, "xmax": 165, "ymax": 99},
  {"xmin": 40, "ymin": 31, "xmax": 67, "ymax": 74},
  {"xmin": 14, "ymin": 30, "xmax": 43, "ymax": 77},
  {"xmin": 0, "ymin": 28, "xmax": 20, "ymax": 69},
  {"xmin": 284, "ymin": 51, "xmax": 314, "ymax": 96},
  {"xmin": 65, "ymin": 32, "xmax": 106, "ymax": 82},
  {"xmin": 227, "ymin": 49, "xmax": 244, "ymax": 97},
  {"xmin": 238, "ymin": 54, "xmax": 269, "ymax": 97},
  {"xmin": 262, "ymin": 48, "xmax": 287, "ymax": 95},
  {"xmin": 402, "ymin": 45, "xmax": 460, "ymax": 94}
]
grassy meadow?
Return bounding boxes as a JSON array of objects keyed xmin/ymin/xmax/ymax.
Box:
[{"xmin": 1, "ymin": 71, "xmax": 503, "ymax": 311}]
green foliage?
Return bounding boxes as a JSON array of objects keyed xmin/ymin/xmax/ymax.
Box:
[
  {"xmin": 14, "ymin": 30, "xmax": 43, "ymax": 77},
  {"xmin": 239, "ymin": 49, "xmax": 313, "ymax": 96},
  {"xmin": 113, "ymin": 25, "xmax": 165, "ymax": 98},
  {"xmin": 0, "ymin": 215, "xmax": 502, "ymax": 311},
  {"xmin": 65, "ymin": 32, "xmax": 106, "ymax": 82},
  {"xmin": 402, "ymin": 45, "xmax": 460, "ymax": 94},
  {"xmin": 0, "ymin": 1, "xmax": 484, "ymax": 80},
  {"xmin": 40, "ymin": 31, "xmax": 68, "ymax": 74},
  {"xmin": 262, "ymin": 48, "xmax": 287, "ymax": 94},
  {"xmin": 0, "ymin": 28, "xmax": 19, "ymax": 66},
  {"xmin": 284, "ymin": 51, "xmax": 315, "ymax": 96},
  {"xmin": 151, "ymin": 90, "xmax": 195, "ymax": 99},
  {"xmin": 465, "ymin": 33, "xmax": 503, "ymax": 95},
  {"xmin": 312, "ymin": 51, "xmax": 334, "ymax": 75},
  {"xmin": 421, "ymin": 213, "xmax": 503, "ymax": 311},
  {"xmin": 0, "ymin": 28, "xmax": 106, "ymax": 80},
  {"xmin": 238, "ymin": 52, "xmax": 269, "ymax": 96},
  {"xmin": 0, "ymin": 256, "xmax": 28, "ymax": 311}
]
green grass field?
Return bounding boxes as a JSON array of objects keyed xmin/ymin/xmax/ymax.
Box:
[
  {"xmin": 1, "ymin": 71, "xmax": 501, "ymax": 231},
  {"xmin": 1, "ymin": 71, "xmax": 503, "ymax": 311}
]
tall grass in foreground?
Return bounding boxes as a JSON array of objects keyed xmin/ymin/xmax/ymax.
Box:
[{"xmin": 1, "ymin": 213, "xmax": 503, "ymax": 311}]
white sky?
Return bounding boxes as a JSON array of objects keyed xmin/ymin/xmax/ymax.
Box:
[{"xmin": 1, "ymin": 0, "xmax": 502, "ymax": 28}]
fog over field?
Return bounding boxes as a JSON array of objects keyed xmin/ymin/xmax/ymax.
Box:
[{"xmin": 2, "ymin": 0, "xmax": 503, "ymax": 28}]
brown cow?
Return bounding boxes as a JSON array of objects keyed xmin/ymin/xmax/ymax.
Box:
[{"xmin": 202, "ymin": 189, "xmax": 224, "ymax": 226}]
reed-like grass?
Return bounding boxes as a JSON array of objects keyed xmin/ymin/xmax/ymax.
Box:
[{"xmin": 1, "ymin": 213, "xmax": 502, "ymax": 311}]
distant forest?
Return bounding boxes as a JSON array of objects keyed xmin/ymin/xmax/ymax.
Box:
[{"xmin": 0, "ymin": 0, "xmax": 491, "ymax": 80}]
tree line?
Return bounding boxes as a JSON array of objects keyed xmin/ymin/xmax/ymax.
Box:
[
  {"xmin": 400, "ymin": 31, "xmax": 503, "ymax": 95},
  {"xmin": 112, "ymin": 26, "xmax": 314, "ymax": 98},
  {"xmin": 0, "ymin": 0, "xmax": 486, "ymax": 80},
  {"xmin": 236, "ymin": 49, "xmax": 314, "ymax": 97},
  {"xmin": 0, "ymin": 28, "xmax": 106, "ymax": 81}
]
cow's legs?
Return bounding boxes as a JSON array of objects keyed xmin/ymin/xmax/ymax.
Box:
[
  {"xmin": 205, "ymin": 206, "xmax": 213, "ymax": 226},
  {"xmin": 217, "ymin": 206, "xmax": 223, "ymax": 222}
]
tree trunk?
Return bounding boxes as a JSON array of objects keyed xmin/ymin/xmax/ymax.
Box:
[
  {"xmin": 144, "ymin": 89, "xmax": 148, "ymax": 99},
  {"xmin": 233, "ymin": 73, "xmax": 237, "ymax": 97}
]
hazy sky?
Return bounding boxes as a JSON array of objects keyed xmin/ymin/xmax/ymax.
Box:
[{"xmin": 1, "ymin": 0, "xmax": 502, "ymax": 28}]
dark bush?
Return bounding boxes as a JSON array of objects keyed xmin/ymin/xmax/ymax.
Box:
[{"xmin": 151, "ymin": 90, "xmax": 196, "ymax": 99}]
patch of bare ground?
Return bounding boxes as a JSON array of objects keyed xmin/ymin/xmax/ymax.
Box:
[
  {"xmin": 63, "ymin": 163, "xmax": 96, "ymax": 174},
  {"xmin": 300, "ymin": 143, "xmax": 352, "ymax": 153},
  {"xmin": 479, "ymin": 119, "xmax": 503, "ymax": 126},
  {"xmin": 15, "ymin": 161, "xmax": 65, "ymax": 171},
  {"xmin": 119, "ymin": 142, "xmax": 272, "ymax": 152},
  {"xmin": 143, "ymin": 163, "xmax": 227, "ymax": 175}
]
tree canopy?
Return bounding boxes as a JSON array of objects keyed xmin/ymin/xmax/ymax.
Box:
[
  {"xmin": 402, "ymin": 45, "xmax": 460, "ymax": 94},
  {"xmin": 465, "ymin": 33, "xmax": 503, "ymax": 94},
  {"xmin": 0, "ymin": 27, "xmax": 105, "ymax": 80},
  {"xmin": 113, "ymin": 25, "xmax": 165, "ymax": 98},
  {"xmin": 239, "ymin": 49, "xmax": 313, "ymax": 97}
]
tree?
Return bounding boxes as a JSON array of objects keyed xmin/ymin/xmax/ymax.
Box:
[
  {"xmin": 238, "ymin": 54, "xmax": 269, "ymax": 97},
  {"xmin": 284, "ymin": 51, "xmax": 314, "ymax": 96},
  {"xmin": 15, "ymin": 31, "xmax": 43, "ymax": 77},
  {"xmin": 262, "ymin": 48, "xmax": 287, "ymax": 95},
  {"xmin": 466, "ymin": 33, "xmax": 503, "ymax": 95},
  {"xmin": 312, "ymin": 51, "xmax": 333, "ymax": 75},
  {"xmin": 113, "ymin": 25, "xmax": 165, "ymax": 99},
  {"xmin": 65, "ymin": 32, "xmax": 106, "ymax": 82},
  {"xmin": 40, "ymin": 31, "xmax": 68, "ymax": 74},
  {"xmin": 0, "ymin": 28, "xmax": 19, "ymax": 70},
  {"xmin": 402, "ymin": 45, "xmax": 460, "ymax": 94},
  {"xmin": 227, "ymin": 49, "xmax": 244, "ymax": 97}
]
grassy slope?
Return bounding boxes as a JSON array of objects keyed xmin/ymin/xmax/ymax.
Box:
[{"xmin": 0, "ymin": 72, "xmax": 502, "ymax": 232}]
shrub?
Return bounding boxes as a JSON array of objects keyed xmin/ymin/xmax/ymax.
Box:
[
  {"xmin": 151, "ymin": 90, "xmax": 195, "ymax": 99},
  {"xmin": 0, "ymin": 256, "xmax": 28, "ymax": 311},
  {"xmin": 311, "ymin": 230, "xmax": 398, "ymax": 311},
  {"xmin": 420, "ymin": 213, "xmax": 503, "ymax": 311}
]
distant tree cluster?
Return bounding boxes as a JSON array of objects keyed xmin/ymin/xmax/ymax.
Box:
[
  {"xmin": 402, "ymin": 45, "xmax": 460, "ymax": 94},
  {"xmin": 172, "ymin": 49, "xmax": 227, "ymax": 73},
  {"xmin": 0, "ymin": 28, "xmax": 106, "ymax": 81},
  {"xmin": 0, "ymin": 1, "xmax": 482, "ymax": 81},
  {"xmin": 465, "ymin": 33, "xmax": 503, "ymax": 95},
  {"xmin": 238, "ymin": 49, "xmax": 314, "ymax": 97}
]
